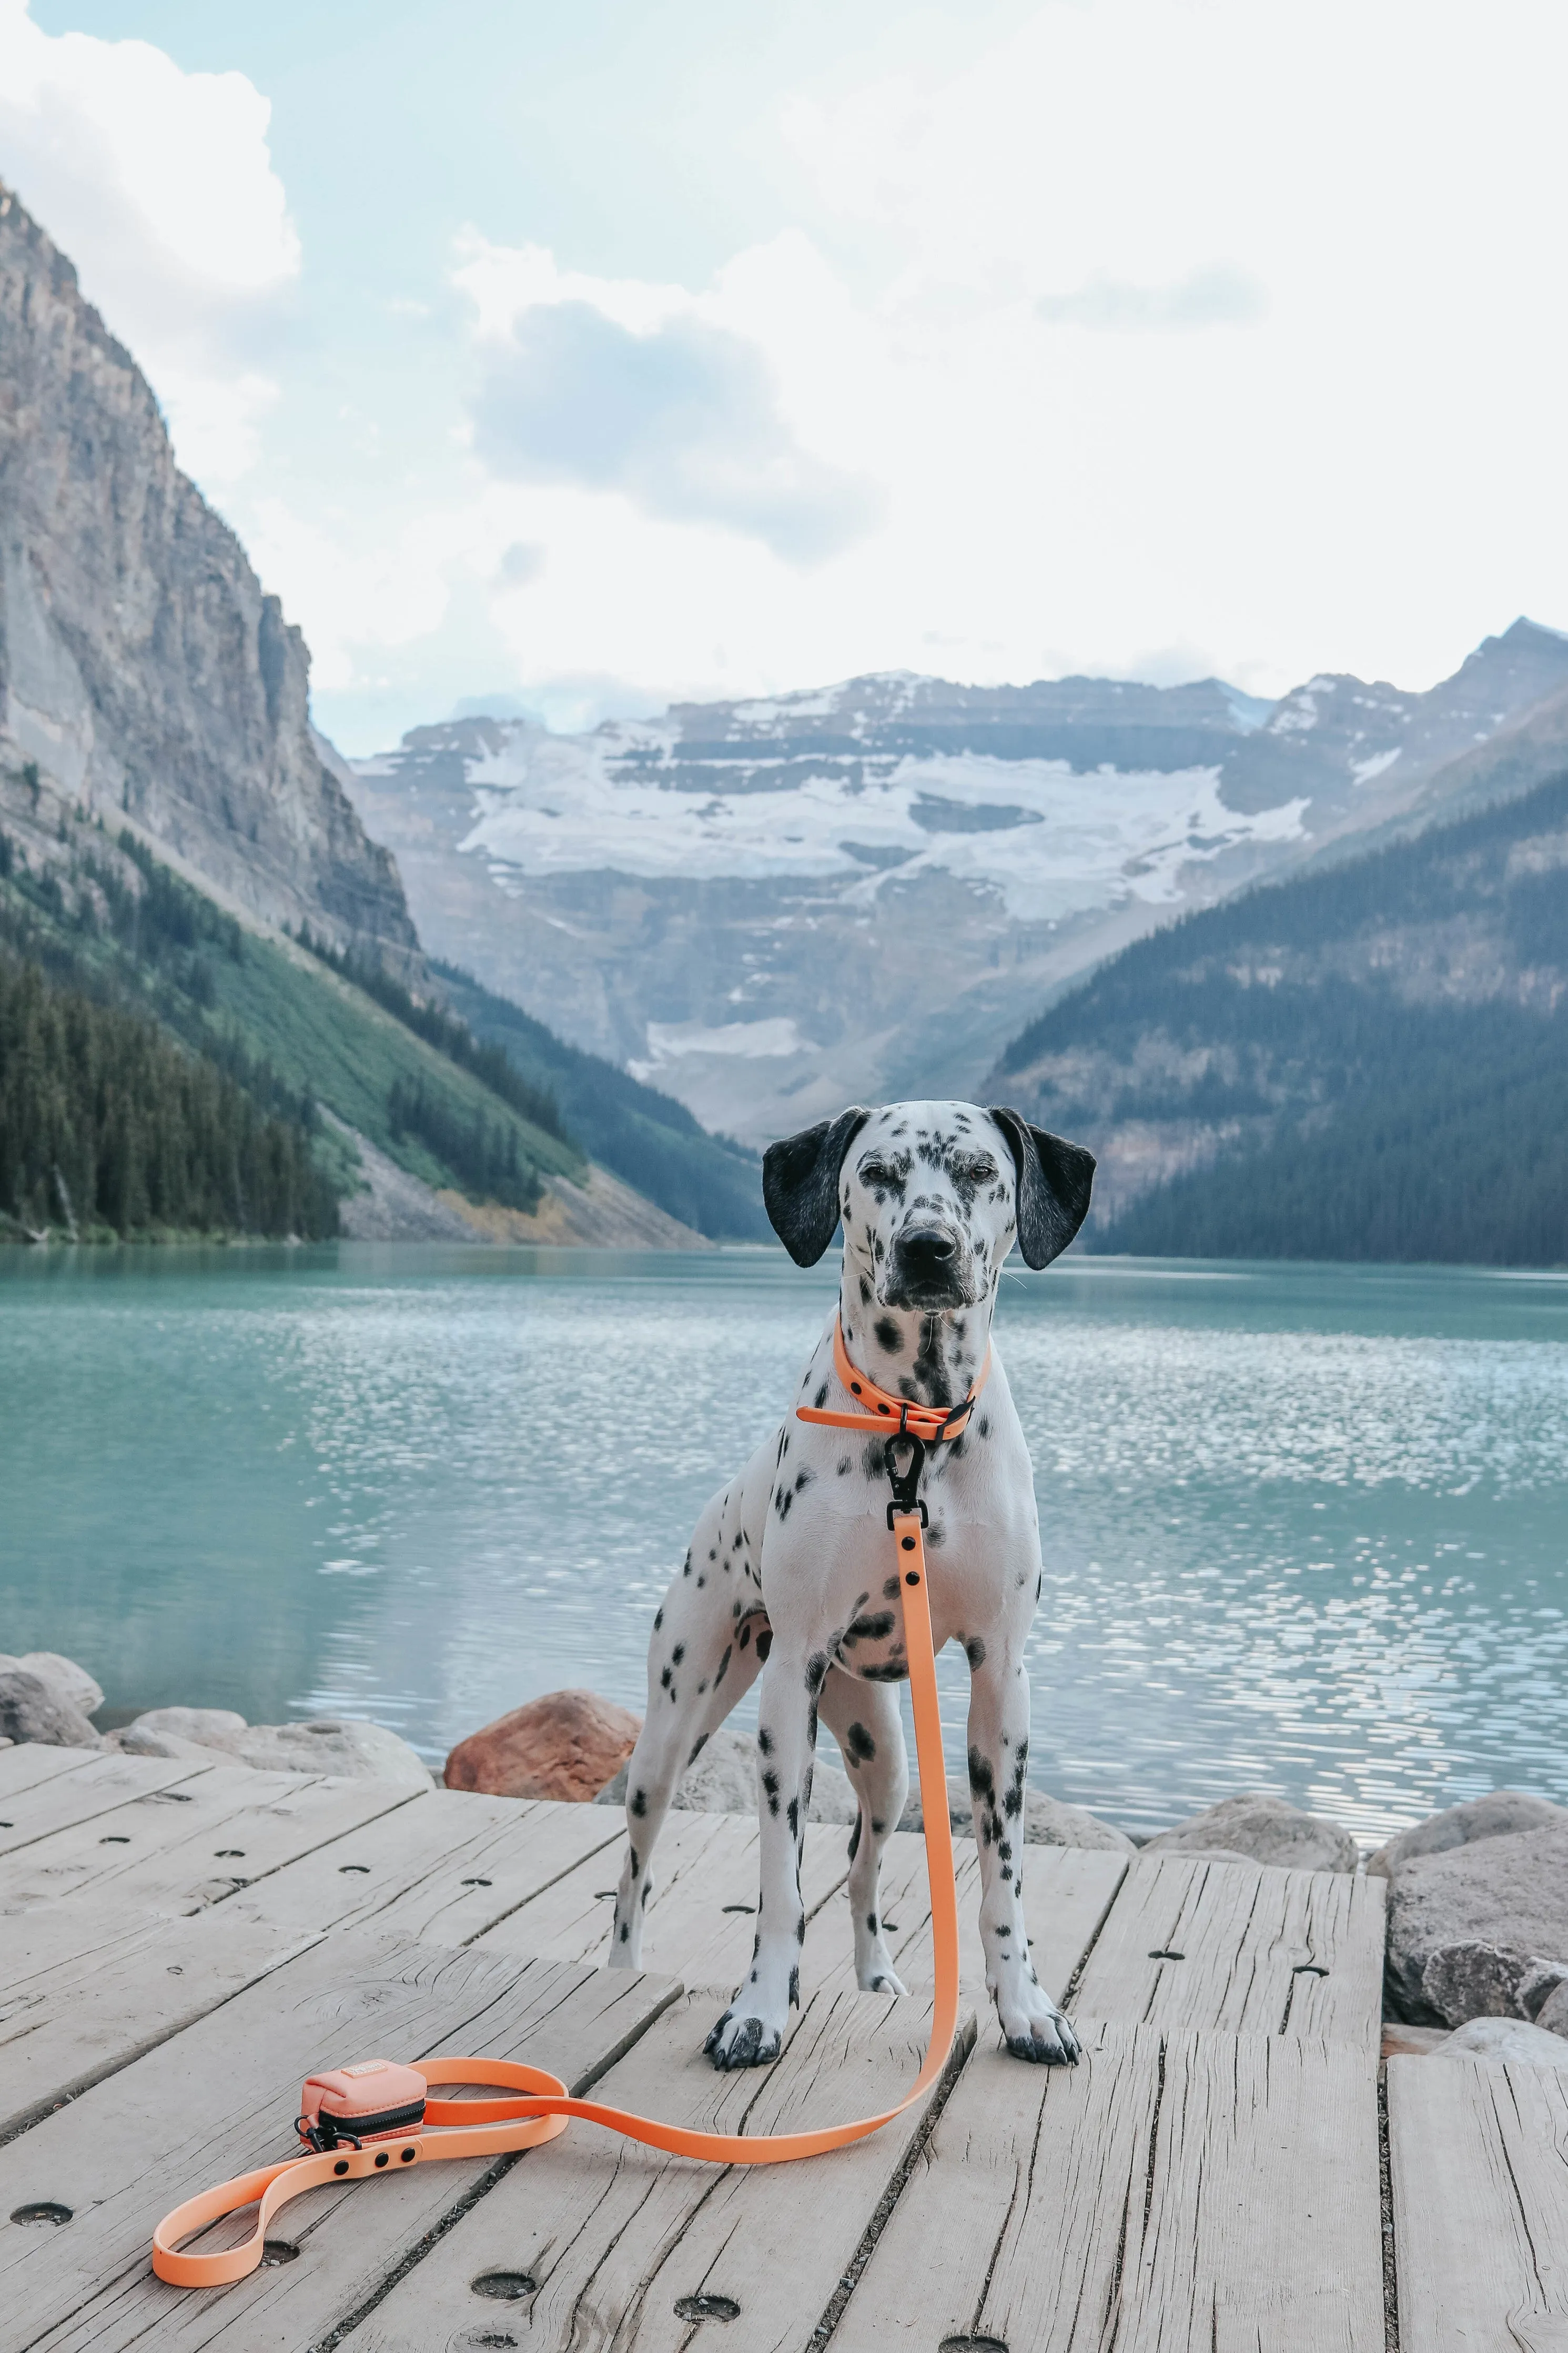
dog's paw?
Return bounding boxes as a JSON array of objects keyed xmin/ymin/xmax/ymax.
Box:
[
  {"xmin": 704, "ymin": 2005, "xmax": 784, "ymax": 2070},
  {"xmin": 862, "ymin": 1962, "xmax": 909, "ymax": 1998},
  {"xmin": 998, "ymin": 1988, "xmax": 1079, "ymax": 2066}
]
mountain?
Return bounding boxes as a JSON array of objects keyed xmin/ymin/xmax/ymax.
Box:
[
  {"xmin": 989, "ymin": 767, "xmax": 1568, "ymax": 1265},
  {"xmin": 0, "ymin": 178, "xmax": 417, "ymax": 974},
  {"xmin": 346, "ymin": 626, "xmax": 1568, "ymax": 1143},
  {"xmin": 0, "ymin": 179, "xmax": 758, "ymax": 1245}
]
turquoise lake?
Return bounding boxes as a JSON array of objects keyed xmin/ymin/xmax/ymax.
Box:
[{"xmin": 3, "ymin": 1244, "xmax": 1566, "ymax": 1841}]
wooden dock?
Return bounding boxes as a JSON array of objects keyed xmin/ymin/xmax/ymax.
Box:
[{"xmin": 0, "ymin": 1742, "xmax": 1547, "ymax": 2351}]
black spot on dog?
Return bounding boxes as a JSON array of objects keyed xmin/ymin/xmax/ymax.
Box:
[
  {"xmin": 874, "ymin": 1316, "xmax": 902, "ymax": 1354},
  {"xmin": 757, "ymin": 1727, "xmax": 773, "ymax": 1755},
  {"xmin": 619, "ymin": 1922, "xmax": 630, "ymax": 1943},
  {"xmin": 660, "ymin": 1665, "xmax": 672, "ymax": 1690},
  {"xmin": 866, "ymin": 1912, "xmax": 878, "ymax": 1934},
  {"xmin": 794, "ymin": 1468, "xmax": 811, "ymax": 1493},
  {"xmin": 755, "ymin": 1627, "xmax": 772, "ymax": 1663},
  {"xmin": 738, "ymin": 1620, "xmax": 751, "ymax": 1648},
  {"xmin": 762, "ymin": 1769, "xmax": 781, "ymax": 1816},
  {"xmin": 689, "ymin": 1734, "xmax": 709, "ymax": 1766},
  {"xmin": 838, "ymin": 1455, "xmax": 852, "ymax": 1476},
  {"xmin": 631, "ymin": 1787, "xmax": 646, "ymax": 1818},
  {"xmin": 672, "ymin": 1643, "xmax": 685, "ymax": 1666},
  {"xmin": 883, "ymin": 1574, "xmax": 902, "ymax": 1598},
  {"xmin": 968, "ymin": 1748, "xmax": 996, "ymax": 1804},
  {"xmin": 977, "ymin": 1414, "xmax": 991, "ymax": 1440},
  {"xmin": 843, "ymin": 1611, "xmax": 895, "ymax": 1647},
  {"xmin": 965, "ymin": 1636, "xmax": 987, "ymax": 1671},
  {"xmin": 858, "ymin": 1276, "xmax": 873, "ymax": 1305},
  {"xmin": 814, "ymin": 1382, "xmax": 829, "ymax": 1409},
  {"xmin": 715, "ymin": 1644, "xmax": 732, "ymax": 1685},
  {"xmin": 871, "ymin": 1817, "xmax": 885, "ymax": 1835},
  {"xmin": 787, "ymin": 1797, "xmax": 799, "ymax": 1838},
  {"xmin": 629, "ymin": 1846, "xmax": 640, "ymax": 1876},
  {"xmin": 845, "ymin": 1720, "xmax": 876, "ymax": 1764},
  {"xmin": 847, "ymin": 1813, "xmax": 862, "ymax": 1861},
  {"xmin": 683, "ymin": 1552, "xmax": 692, "ymax": 1577},
  {"xmin": 789, "ymin": 1965, "xmax": 800, "ymax": 2008},
  {"xmin": 805, "ymin": 1651, "xmax": 831, "ymax": 1695},
  {"xmin": 861, "ymin": 1662, "xmax": 909, "ymax": 1682},
  {"xmin": 653, "ymin": 1607, "xmax": 663, "ymax": 1631}
]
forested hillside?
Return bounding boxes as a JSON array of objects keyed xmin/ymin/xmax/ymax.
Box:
[
  {"xmin": 0, "ymin": 782, "xmax": 584, "ymax": 1239},
  {"xmin": 992, "ymin": 770, "xmax": 1568, "ymax": 1265},
  {"xmin": 433, "ymin": 961, "xmax": 766, "ymax": 1241}
]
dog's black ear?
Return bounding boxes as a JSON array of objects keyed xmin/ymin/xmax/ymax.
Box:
[
  {"xmin": 988, "ymin": 1107, "xmax": 1096, "ymax": 1269},
  {"xmin": 763, "ymin": 1107, "xmax": 872, "ymax": 1266}
]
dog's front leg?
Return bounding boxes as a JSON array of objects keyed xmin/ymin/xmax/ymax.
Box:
[
  {"xmin": 967, "ymin": 1650, "xmax": 1079, "ymax": 2065},
  {"xmin": 704, "ymin": 1645, "xmax": 818, "ymax": 2069},
  {"xmin": 818, "ymin": 1668, "xmax": 909, "ymax": 1994}
]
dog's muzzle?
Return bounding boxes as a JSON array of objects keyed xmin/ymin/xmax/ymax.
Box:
[{"xmin": 885, "ymin": 1222, "xmax": 973, "ymax": 1309}]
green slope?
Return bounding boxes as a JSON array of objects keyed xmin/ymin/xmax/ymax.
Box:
[
  {"xmin": 432, "ymin": 959, "xmax": 768, "ymax": 1241},
  {"xmin": 0, "ymin": 812, "xmax": 584, "ymax": 1220}
]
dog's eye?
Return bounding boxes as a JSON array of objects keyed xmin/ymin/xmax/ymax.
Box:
[
  {"xmin": 960, "ymin": 1155, "xmax": 999, "ymax": 1183},
  {"xmin": 858, "ymin": 1159, "xmax": 897, "ymax": 1188}
]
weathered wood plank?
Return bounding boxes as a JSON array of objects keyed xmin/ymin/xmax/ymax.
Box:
[
  {"xmin": 838, "ymin": 2024, "xmax": 1384, "ymax": 2353},
  {"xmin": 0, "ymin": 1765, "xmax": 422, "ymax": 1915},
  {"xmin": 352, "ymin": 1980, "xmax": 977, "ymax": 2353},
  {"xmin": 0, "ymin": 1904, "xmax": 318, "ymax": 2140},
  {"xmin": 470, "ymin": 1805, "xmax": 849, "ymax": 1987},
  {"xmin": 5, "ymin": 1932, "xmax": 679, "ymax": 2352},
  {"xmin": 0, "ymin": 1750, "xmax": 214, "ymax": 1859},
  {"xmin": 1070, "ymin": 1853, "xmax": 1385, "ymax": 2045},
  {"xmin": 1388, "ymin": 2052, "xmax": 1568, "ymax": 2350},
  {"xmin": 220, "ymin": 1786, "xmax": 625, "ymax": 1947},
  {"xmin": 0, "ymin": 1745, "xmax": 104, "ymax": 1806}
]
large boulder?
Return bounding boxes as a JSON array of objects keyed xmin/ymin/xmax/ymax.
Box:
[
  {"xmin": 0, "ymin": 1668, "xmax": 101, "ymax": 1749},
  {"xmin": 595, "ymin": 1727, "xmax": 859, "ymax": 1825},
  {"xmin": 1369, "ymin": 1791, "xmax": 1568, "ymax": 1881},
  {"xmin": 446, "ymin": 1690, "xmax": 641, "ymax": 1801},
  {"xmin": 1140, "ymin": 1793, "xmax": 1358, "ymax": 1874},
  {"xmin": 109, "ymin": 1707, "xmax": 430, "ymax": 1785},
  {"xmin": 0, "ymin": 1652, "xmax": 104, "ymax": 1717},
  {"xmin": 898, "ymin": 1778, "xmax": 1134, "ymax": 1854},
  {"xmin": 1384, "ymin": 1824, "xmax": 1568, "ymax": 2024}
]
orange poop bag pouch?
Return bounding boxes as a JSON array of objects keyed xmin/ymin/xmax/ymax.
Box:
[{"xmin": 296, "ymin": 2060, "xmax": 429, "ymax": 2151}]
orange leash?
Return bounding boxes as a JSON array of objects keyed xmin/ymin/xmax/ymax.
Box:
[{"xmin": 152, "ymin": 1323, "xmax": 968, "ymax": 2289}]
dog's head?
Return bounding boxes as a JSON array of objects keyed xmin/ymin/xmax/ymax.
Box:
[{"xmin": 762, "ymin": 1100, "xmax": 1095, "ymax": 1308}]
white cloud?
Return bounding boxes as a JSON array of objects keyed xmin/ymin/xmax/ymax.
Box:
[{"xmin": 0, "ymin": 0, "xmax": 298, "ymax": 484}]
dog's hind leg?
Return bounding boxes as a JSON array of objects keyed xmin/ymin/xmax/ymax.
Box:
[
  {"xmin": 817, "ymin": 1670, "xmax": 910, "ymax": 1994},
  {"xmin": 608, "ymin": 1474, "xmax": 767, "ymax": 1969}
]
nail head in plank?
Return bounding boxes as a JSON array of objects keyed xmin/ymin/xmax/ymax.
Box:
[
  {"xmin": 348, "ymin": 1980, "xmax": 977, "ymax": 2353},
  {"xmin": 1069, "ymin": 1853, "xmax": 1385, "ymax": 2044},
  {"xmin": 1388, "ymin": 2050, "xmax": 1568, "ymax": 2353},
  {"xmin": 3, "ymin": 1931, "xmax": 680, "ymax": 2352},
  {"xmin": 838, "ymin": 2024, "xmax": 1384, "ymax": 2353}
]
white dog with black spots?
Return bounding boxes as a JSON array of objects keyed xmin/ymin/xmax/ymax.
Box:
[{"xmin": 608, "ymin": 1100, "xmax": 1095, "ymax": 2071}]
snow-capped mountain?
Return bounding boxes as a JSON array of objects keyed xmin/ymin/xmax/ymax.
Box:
[{"xmin": 345, "ymin": 621, "xmax": 1568, "ymax": 1143}]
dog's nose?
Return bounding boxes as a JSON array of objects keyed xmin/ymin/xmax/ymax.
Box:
[{"xmin": 898, "ymin": 1225, "xmax": 957, "ymax": 1275}]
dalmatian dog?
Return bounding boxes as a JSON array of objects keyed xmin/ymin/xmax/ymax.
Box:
[{"xmin": 608, "ymin": 1100, "xmax": 1095, "ymax": 2070}]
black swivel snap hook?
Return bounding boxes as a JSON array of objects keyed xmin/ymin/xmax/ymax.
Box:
[{"xmin": 883, "ymin": 1430, "xmax": 928, "ymax": 1529}]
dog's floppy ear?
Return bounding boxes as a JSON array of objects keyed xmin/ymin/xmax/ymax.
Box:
[
  {"xmin": 763, "ymin": 1107, "xmax": 872, "ymax": 1266},
  {"xmin": 988, "ymin": 1107, "xmax": 1096, "ymax": 1269}
]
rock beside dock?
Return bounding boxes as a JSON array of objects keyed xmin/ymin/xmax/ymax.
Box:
[
  {"xmin": 1141, "ymin": 1792, "xmax": 1359, "ymax": 1874},
  {"xmin": 1380, "ymin": 1809, "xmax": 1568, "ymax": 2026},
  {"xmin": 107, "ymin": 1706, "xmax": 431, "ymax": 1784},
  {"xmin": 0, "ymin": 1663, "xmax": 103, "ymax": 1750},
  {"xmin": 445, "ymin": 1690, "xmax": 641, "ymax": 1801}
]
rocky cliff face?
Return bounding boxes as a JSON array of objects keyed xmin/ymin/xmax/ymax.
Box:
[{"xmin": 0, "ymin": 179, "xmax": 419, "ymax": 971}]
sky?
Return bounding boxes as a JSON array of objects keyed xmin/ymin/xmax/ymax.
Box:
[{"xmin": 3, "ymin": 0, "xmax": 1567, "ymax": 753}]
